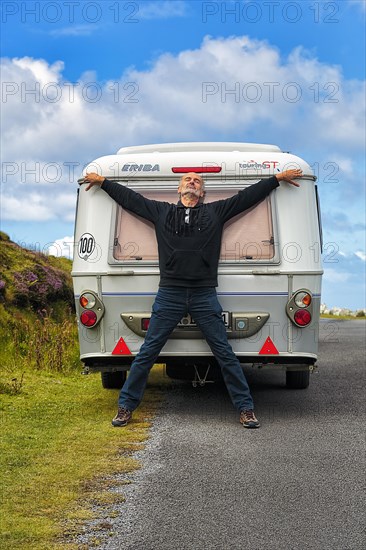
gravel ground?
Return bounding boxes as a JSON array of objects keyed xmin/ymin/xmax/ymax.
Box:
[{"xmin": 75, "ymin": 320, "xmax": 366, "ymax": 550}]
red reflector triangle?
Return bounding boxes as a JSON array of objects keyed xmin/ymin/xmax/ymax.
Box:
[
  {"xmin": 112, "ymin": 338, "xmax": 132, "ymax": 355},
  {"xmin": 259, "ymin": 336, "xmax": 279, "ymax": 355}
]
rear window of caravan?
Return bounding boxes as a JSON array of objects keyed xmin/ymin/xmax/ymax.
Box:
[{"xmin": 112, "ymin": 188, "xmax": 275, "ymax": 263}]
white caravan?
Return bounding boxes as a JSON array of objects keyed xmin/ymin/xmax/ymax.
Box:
[{"xmin": 72, "ymin": 143, "xmax": 323, "ymax": 389}]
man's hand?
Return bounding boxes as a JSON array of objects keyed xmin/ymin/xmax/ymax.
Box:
[
  {"xmin": 275, "ymin": 169, "xmax": 303, "ymax": 187},
  {"xmin": 84, "ymin": 172, "xmax": 106, "ymax": 191}
]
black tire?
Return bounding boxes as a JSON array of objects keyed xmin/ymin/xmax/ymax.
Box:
[
  {"xmin": 101, "ymin": 371, "xmax": 127, "ymax": 389},
  {"xmin": 286, "ymin": 370, "xmax": 310, "ymax": 389},
  {"xmin": 165, "ymin": 364, "xmax": 192, "ymax": 380}
]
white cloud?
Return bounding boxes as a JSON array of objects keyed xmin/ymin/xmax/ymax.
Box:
[
  {"xmin": 1, "ymin": 194, "xmax": 54, "ymax": 221},
  {"xmin": 12, "ymin": 57, "xmax": 64, "ymax": 87},
  {"xmin": 323, "ymin": 268, "xmax": 351, "ymax": 283},
  {"xmin": 138, "ymin": 1, "xmax": 188, "ymax": 19},
  {"xmin": 1, "ymin": 35, "xmax": 365, "ymax": 227},
  {"xmin": 329, "ymin": 156, "xmax": 354, "ymax": 177},
  {"xmin": 49, "ymin": 25, "xmax": 97, "ymax": 37},
  {"xmin": 347, "ymin": 0, "xmax": 366, "ymax": 12},
  {"xmin": 47, "ymin": 236, "xmax": 74, "ymax": 259},
  {"xmin": 336, "ymin": 250, "xmax": 366, "ymax": 262},
  {"xmin": 355, "ymin": 251, "xmax": 366, "ymax": 261},
  {"xmin": 1, "ymin": 191, "xmax": 75, "ymax": 222},
  {"xmin": 321, "ymin": 253, "xmax": 366, "ymax": 309},
  {"xmin": 2, "ymin": 37, "xmax": 365, "ymax": 162}
]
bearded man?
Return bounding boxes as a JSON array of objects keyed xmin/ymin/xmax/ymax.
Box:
[{"xmin": 84, "ymin": 168, "xmax": 302, "ymax": 429}]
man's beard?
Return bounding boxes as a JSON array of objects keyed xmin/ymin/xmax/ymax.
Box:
[{"xmin": 181, "ymin": 188, "xmax": 201, "ymax": 198}]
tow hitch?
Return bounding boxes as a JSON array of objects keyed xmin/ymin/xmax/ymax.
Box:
[{"xmin": 192, "ymin": 364, "xmax": 215, "ymax": 387}]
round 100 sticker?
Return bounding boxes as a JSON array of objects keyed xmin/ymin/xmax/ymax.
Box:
[{"xmin": 78, "ymin": 233, "xmax": 96, "ymax": 260}]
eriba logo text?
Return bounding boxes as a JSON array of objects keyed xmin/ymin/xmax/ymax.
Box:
[{"xmin": 121, "ymin": 164, "xmax": 160, "ymax": 172}]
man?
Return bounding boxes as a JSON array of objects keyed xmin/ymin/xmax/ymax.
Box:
[{"xmin": 84, "ymin": 167, "xmax": 303, "ymax": 429}]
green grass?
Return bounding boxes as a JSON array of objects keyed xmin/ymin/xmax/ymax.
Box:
[
  {"xmin": 320, "ymin": 313, "xmax": 365, "ymax": 320},
  {"xmin": 0, "ymin": 365, "xmax": 165, "ymax": 549},
  {"xmin": 2, "ymin": 234, "xmax": 361, "ymax": 547},
  {"xmin": 0, "ymin": 234, "xmax": 167, "ymax": 548}
]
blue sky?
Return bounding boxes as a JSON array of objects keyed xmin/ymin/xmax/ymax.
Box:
[{"xmin": 1, "ymin": 0, "xmax": 365, "ymax": 309}]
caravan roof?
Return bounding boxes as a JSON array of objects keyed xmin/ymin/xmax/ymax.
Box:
[{"xmin": 117, "ymin": 142, "xmax": 282, "ymax": 155}]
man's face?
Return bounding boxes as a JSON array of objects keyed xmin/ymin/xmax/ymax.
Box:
[{"xmin": 178, "ymin": 173, "xmax": 205, "ymax": 199}]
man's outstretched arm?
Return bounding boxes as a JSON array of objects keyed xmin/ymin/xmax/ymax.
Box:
[
  {"xmin": 83, "ymin": 172, "xmax": 105, "ymax": 190},
  {"xmin": 214, "ymin": 168, "xmax": 304, "ymax": 222},
  {"xmin": 82, "ymin": 172, "xmax": 161, "ymax": 222},
  {"xmin": 275, "ymin": 168, "xmax": 303, "ymax": 187}
]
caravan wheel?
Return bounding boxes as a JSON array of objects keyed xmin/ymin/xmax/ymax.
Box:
[
  {"xmin": 101, "ymin": 371, "xmax": 127, "ymax": 389},
  {"xmin": 286, "ymin": 370, "xmax": 310, "ymax": 389},
  {"xmin": 165, "ymin": 364, "xmax": 191, "ymax": 380}
]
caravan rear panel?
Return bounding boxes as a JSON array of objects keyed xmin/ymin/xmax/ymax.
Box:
[{"xmin": 72, "ymin": 143, "xmax": 322, "ymax": 389}]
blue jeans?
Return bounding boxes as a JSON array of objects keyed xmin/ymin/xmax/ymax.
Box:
[{"xmin": 118, "ymin": 287, "xmax": 254, "ymax": 412}]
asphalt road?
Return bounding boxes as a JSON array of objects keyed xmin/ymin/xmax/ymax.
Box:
[{"xmin": 81, "ymin": 320, "xmax": 365, "ymax": 550}]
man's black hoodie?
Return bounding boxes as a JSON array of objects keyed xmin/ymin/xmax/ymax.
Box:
[{"xmin": 100, "ymin": 176, "xmax": 280, "ymax": 287}]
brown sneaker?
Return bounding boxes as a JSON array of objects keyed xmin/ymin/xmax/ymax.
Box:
[
  {"xmin": 112, "ymin": 407, "xmax": 132, "ymax": 427},
  {"xmin": 240, "ymin": 409, "xmax": 260, "ymax": 429}
]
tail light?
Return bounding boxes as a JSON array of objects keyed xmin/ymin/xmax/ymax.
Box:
[
  {"xmin": 80, "ymin": 310, "xmax": 97, "ymax": 327},
  {"xmin": 77, "ymin": 290, "xmax": 104, "ymax": 328},
  {"xmin": 294, "ymin": 291, "xmax": 312, "ymax": 308},
  {"xmin": 79, "ymin": 292, "xmax": 96, "ymax": 309},
  {"xmin": 294, "ymin": 309, "xmax": 312, "ymax": 326},
  {"xmin": 286, "ymin": 289, "xmax": 313, "ymax": 327},
  {"xmin": 141, "ymin": 318, "xmax": 150, "ymax": 331}
]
